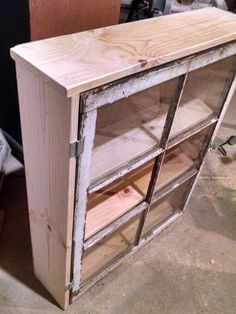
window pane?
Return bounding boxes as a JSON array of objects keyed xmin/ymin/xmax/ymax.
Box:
[
  {"xmin": 142, "ymin": 178, "xmax": 194, "ymax": 238},
  {"xmin": 82, "ymin": 215, "xmax": 140, "ymax": 283},
  {"xmin": 169, "ymin": 56, "xmax": 234, "ymax": 139},
  {"xmin": 90, "ymin": 78, "xmax": 179, "ymax": 183},
  {"xmin": 155, "ymin": 123, "xmax": 215, "ymax": 192}
]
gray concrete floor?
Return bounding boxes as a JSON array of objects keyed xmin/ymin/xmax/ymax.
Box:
[{"xmin": 0, "ymin": 94, "xmax": 236, "ymax": 314}]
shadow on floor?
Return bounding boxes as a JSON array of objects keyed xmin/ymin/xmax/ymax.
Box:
[
  {"xmin": 187, "ymin": 180, "xmax": 236, "ymax": 242},
  {"xmin": 0, "ymin": 172, "xmax": 57, "ymax": 307}
]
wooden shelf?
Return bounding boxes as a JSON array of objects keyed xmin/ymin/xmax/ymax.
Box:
[
  {"xmin": 85, "ymin": 179, "xmax": 143, "ymax": 239},
  {"xmin": 82, "ymin": 215, "xmax": 140, "ymax": 282},
  {"xmin": 86, "ymin": 157, "xmax": 154, "ymax": 239}
]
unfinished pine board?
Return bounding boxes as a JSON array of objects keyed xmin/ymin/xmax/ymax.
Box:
[
  {"xmin": 82, "ymin": 215, "xmax": 140, "ymax": 282},
  {"xmin": 10, "ymin": 8, "xmax": 236, "ymax": 96},
  {"xmin": 155, "ymin": 148, "xmax": 194, "ymax": 191},
  {"xmin": 85, "ymin": 179, "xmax": 143, "ymax": 239},
  {"xmin": 14, "ymin": 63, "xmax": 78, "ymax": 309}
]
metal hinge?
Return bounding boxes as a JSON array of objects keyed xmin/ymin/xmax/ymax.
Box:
[
  {"xmin": 70, "ymin": 139, "xmax": 84, "ymax": 158},
  {"xmin": 65, "ymin": 280, "xmax": 74, "ymax": 291}
]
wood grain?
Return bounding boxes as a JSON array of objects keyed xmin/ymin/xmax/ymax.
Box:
[
  {"xmin": 85, "ymin": 163, "xmax": 151, "ymax": 239},
  {"xmin": 11, "ymin": 8, "xmax": 236, "ymax": 96},
  {"xmin": 15, "ymin": 63, "xmax": 78, "ymax": 309},
  {"xmin": 85, "ymin": 180, "xmax": 143, "ymax": 239}
]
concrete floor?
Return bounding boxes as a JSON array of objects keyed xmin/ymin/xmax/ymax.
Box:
[{"xmin": 0, "ymin": 93, "xmax": 236, "ymax": 314}]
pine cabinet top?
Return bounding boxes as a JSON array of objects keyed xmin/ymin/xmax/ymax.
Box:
[{"xmin": 11, "ymin": 8, "xmax": 236, "ymax": 97}]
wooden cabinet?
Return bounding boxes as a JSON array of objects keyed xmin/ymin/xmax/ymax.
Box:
[{"xmin": 11, "ymin": 8, "xmax": 236, "ymax": 309}]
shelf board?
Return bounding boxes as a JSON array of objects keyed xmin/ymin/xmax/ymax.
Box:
[{"xmin": 85, "ymin": 179, "xmax": 143, "ymax": 239}]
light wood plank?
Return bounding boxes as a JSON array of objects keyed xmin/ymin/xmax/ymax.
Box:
[
  {"xmin": 85, "ymin": 180, "xmax": 143, "ymax": 239},
  {"xmin": 15, "ymin": 63, "xmax": 78, "ymax": 309},
  {"xmin": 11, "ymin": 8, "xmax": 236, "ymax": 96}
]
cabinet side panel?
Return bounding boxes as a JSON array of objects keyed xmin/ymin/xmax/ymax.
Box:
[{"xmin": 15, "ymin": 63, "xmax": 78, "ymax": 309}]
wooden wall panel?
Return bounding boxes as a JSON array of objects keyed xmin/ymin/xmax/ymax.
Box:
[
  {"xmin": 15, "ymin": 62, "xmax": 79, "ymax": 309},
  {"xmin": 29, "ymin": 0, "xmax": 121, "ymax": 40}
]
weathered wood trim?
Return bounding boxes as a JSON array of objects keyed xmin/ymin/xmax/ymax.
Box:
[
  {"xmin": 71, "ymin": 108, "xmax": 97, "ymax": 295},
  {"xmin": 81, "ymin": 42, "xmax": 236, "ymax": 112},
  {"xmin": 84, "ymin": 201, "xmax": 148, "ymax": 251}
]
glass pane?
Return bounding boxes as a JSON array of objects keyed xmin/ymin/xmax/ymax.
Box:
[
  {"xmin": 169, "ymin": 56, "xmax": 235, "ymax": 139},
  {"xmin": 90, "ymin": 77, "xmax": 179, "ymax": 183},
  {"xmin": 81, "ymin": 215, "xmax": 140, "ymax": 283},
  {"xmin": 155, "ymin": 123, "xmax": 215, "ymax": 192},
  {"xmin": 142, "ymin": 178, "xmax": 193, "ymax": 238},
  {"xmin": 85, "ymin": 161, "xmax": 153, "ymax": 240}
]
